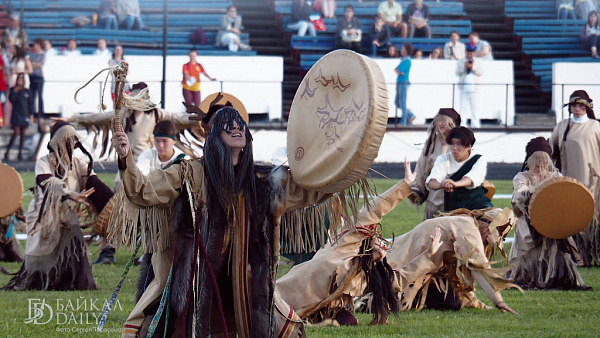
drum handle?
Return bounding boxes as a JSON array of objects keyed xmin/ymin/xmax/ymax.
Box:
[{"xmin": 112, "ymin": 62, "xmax": 129, "ymax": 132}]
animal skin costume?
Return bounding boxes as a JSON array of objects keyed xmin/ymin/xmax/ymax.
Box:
[
  {"xmin": 109, "ymin": 108, "xmax": 350, "ymax": 338},
  {"xmin": 278, "ymin": 177, "xmax": 518, "ymax": 325}
]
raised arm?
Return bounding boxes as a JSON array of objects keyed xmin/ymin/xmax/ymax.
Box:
[
  {"xmin": 357, "ymin": 158, "xmax": 416, "ymax": 227},
  {"xmin": 111, "ymin": 120, "xmax": 193, "ymax": 207}
]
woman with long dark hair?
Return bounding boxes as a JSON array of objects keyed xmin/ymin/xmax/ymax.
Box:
[{"xmin": 110, "ymin": 106, "xmax": 343, "ymax": 337}]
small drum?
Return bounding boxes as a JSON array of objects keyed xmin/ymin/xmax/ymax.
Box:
[
  {"xmin": 287, "ymin": 50, "xmax": 388, "ymax": 193},
  {"xmin": 528, "ymin": 176, "xmax": 594, "ymax": 239},
  {"xmin": 93, "ymin": 193, "xmax": 118, "ymax": 238},
  {"xmin": 0, "ymin": 163, "xmax": 24, "ymax": 218}
]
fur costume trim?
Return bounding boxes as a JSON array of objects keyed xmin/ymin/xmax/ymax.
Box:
[{"xmin": 507, "ymin": 237, "xmax": 589, "ymax": 290}]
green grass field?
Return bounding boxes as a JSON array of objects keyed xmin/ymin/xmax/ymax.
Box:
[{"xmin": 1, "ymin": 173, "xmax": 598, "ymax": 337}]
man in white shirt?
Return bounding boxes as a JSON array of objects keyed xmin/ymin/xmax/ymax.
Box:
[
  {"xmin": 136, "ymin": 120, "xmax": 186, "ymax": 176},
  {"xmin": 443, "ymin": 31, "xmax": 465, "ymax": 60},
  {"xmin": 456, "ymin": 43, "xmax": 483, "ymax": 128},
  {"xmin": 377, "ymin": 0, "xmax": 407, "ymax": 38},
  {"xmin": 426, "ymin": 126, "xmax": 491, "ymax": 211}
]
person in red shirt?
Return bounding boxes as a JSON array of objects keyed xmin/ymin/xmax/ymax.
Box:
[{"xmin": 182, "ymin": 49, "xmax": 216, "ymax": 106}]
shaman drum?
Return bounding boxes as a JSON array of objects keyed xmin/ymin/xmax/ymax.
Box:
[
  {"xmin": 287, "ymin": 50, "xmax": 388, "ymax": 193},
  {"xmin": 0, "ymin": 163, "xmax": 24, "ymax": 218},
  {"xmin": 528, "ymin": 176, "xmax": 594, "ymax": 239}
]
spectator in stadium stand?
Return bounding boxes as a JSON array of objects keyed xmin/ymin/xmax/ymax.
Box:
[
  {"xmin": 99, "ymin": 0, "xmax": 119, "ymax": 30},
  {"xmin": 443, "ymin": 31, "xmax": 465, "ymax": 60},
  {"xmin": 9, "ymin": 45, "xmax": 32, "ymax": 89},
  {"xmin": 456, "ymin": 43, "xmax": 483, "ymax": 128},
  {"xmin": 182, "ymin": 49, "xmax": 216, "ymax": 107},
  {"xmin": 580, "ymin": 10, "xmax": 600, "ymax": 58},
  {"xmin": 405, "ymin": 0, "xmax": 431, "ymax": 39},
  {"xmin": 429, "ymin": 46, "xmax": 443, "ymax": 59},
  {"xmin": 94, "ymin": 38, "xmax": 112, "ymax": 58},
  {"xmin": 369, "ymin": 16, "xmax": 391, "ymax": 57},
  {"xmin": 394, "ymin": 43, "xmax": 415, "ymax": 126},
  {"xmin": 468, "ymin": 31, "xmax": 493, "ymax": 61},
  {"xmin": 4, "ymin": 74, "xmax": 33, "ymax": 161},
  {"xmin": 387, "ymin": 43, "xmax": 399, "ymax": 58},
  {"xmin": 288, "ymin": 0, "xmax": 317, "ymax": 37},
  {"xmin": 335, "ymin": 5, "xmax": 362, "ymax": 53},
  {"xmin": 575, "ymin": 0, "xmax": 597, "ymax": 20},
  {"xmin": 44, "ymin": 40, "xmax": 58, "ymax": 57},
  {"xmin": 62, "ymin": 39, "xmax": 81, "ymax": 56},
  {"xmin": 557, "ymin": 0, "xmax": 577, "ymax": 19},
  {"xmin": 116, "ymin": 0, "xmax": 146, "ymax": 30},
  {"xmin": 378, "ymin": 0, "xmax": 407, "ymax": 38},
  {"xmin": 1, "ymin": 15, "xmax": 28, "ymax": 49},
  {"xmin": 216, "ymin": 5, "xmax": 252, "ymax": 52},
  {"xmin": 29, "ymin": 38, "xmax": 46, "ymax": 132},
  {"xmin": 413, "ymin": 48, "xmax": 423, "ymax": 59}
]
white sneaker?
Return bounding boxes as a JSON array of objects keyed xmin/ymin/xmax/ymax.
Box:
[{"xmin": 239, "ymin": 44, "xmax": 252, "ymax": 51}]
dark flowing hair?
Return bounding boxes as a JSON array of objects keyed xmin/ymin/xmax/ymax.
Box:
[
  {"xmin": 588, "ymin": 10, "xmax": 599, "ymax": 28},
  {"xmin": 201, "ymin": 107, "xmax": 272, "ymax": 336},
  {"xmin": 203, "ymin": 107, "xmax": 258, "ymax": 220}
]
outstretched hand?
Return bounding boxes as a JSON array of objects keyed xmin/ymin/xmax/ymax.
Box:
[
  {"xmin": 404, "ymin": 157, "xmax": 417, "ymax": 184},
  {"xmin": 496, "ymin": 302, "xmax": 518, "ymax": 314},
  {"xmin": 70, "ymin": 187, "xmax": 95, "ymax": 207},
  {"xmin": 428, "ymin": 226, "xmax": 442, "ymax": 256},
  {"xmin": 110, "ymin": 119, "xmax": 130, "ymax": 157}
]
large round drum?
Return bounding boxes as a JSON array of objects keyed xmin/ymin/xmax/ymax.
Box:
[
  {"xmin": 287, "ymin": 50, "xmax": 388, "ymax": 193},
  {"xmin": 529, "ymin": 176, "xmax": 594, "ymax": 239},
  {"xmin": 0, "ymin": 163, "xmax": 24, "ymax": 218}
]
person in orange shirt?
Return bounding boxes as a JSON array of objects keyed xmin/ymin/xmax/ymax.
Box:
[{"xmin": 182, "ymin": 49, "xmax": 216, "ymax": 106}]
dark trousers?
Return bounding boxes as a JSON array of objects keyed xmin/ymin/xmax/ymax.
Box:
[
  {"xmin": 29, "ymin": 75, "xmax": 44, "ymax": 118},
  {"xmin": 336, "ymin": 41, "xmax": 362, "ymax": 53}
]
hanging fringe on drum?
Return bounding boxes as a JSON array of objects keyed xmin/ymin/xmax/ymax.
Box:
[
  {"xmin": 337, "ymin": 176, "xmax": 379, "ymax": 228},
  {"xmin": 279, "ymin": 195, "xmax": 341, "ymax": 254}
]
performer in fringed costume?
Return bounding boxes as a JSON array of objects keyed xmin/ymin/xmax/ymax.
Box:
[
  {"xmin": 408, "ymin": 108, "xmax": 461, "ymax": 220},
  {"xmin": 109, "ymin": 107, "xmax": 352, "ymax": 337},
  {"xmin": 277, "ymin": 160, "xmax": 444, "ymax": 326},
  {"xmin": 550, "ymin": 90, "xmax": 600, "ymax": 267},
  {"xmin": 506, "ymin": 137, "xmax": 589, "ymax": 290},
  {"xmin": 3, "ymin": 122, "xmax": 113, "ymax": 290},
  {"xmin": 278, "ymin": 162, "xmax": 519, "ymax": 326}
]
